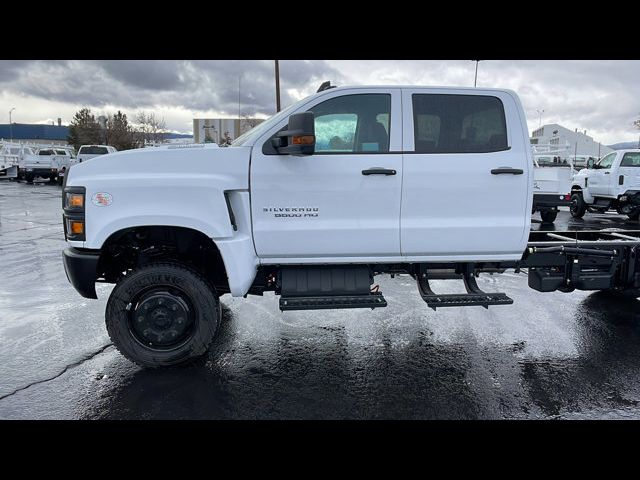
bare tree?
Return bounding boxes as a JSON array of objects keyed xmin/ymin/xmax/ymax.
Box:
[{"xmin": 135, "ymin": 112, "xmax": 167, "ymax": 146}]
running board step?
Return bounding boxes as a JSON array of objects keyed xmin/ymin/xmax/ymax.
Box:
[
  {"xmin": 417, "ymin": 269, "xmax": 513, "ymax": 310},
  {"xmin": 279, "ymin": 293, "xmax": 387, "ymax": 311}
]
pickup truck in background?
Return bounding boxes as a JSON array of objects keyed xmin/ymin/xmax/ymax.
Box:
[
  {"xmin": 20, "ymin": 147, "xmax": 61, "ymax": 183},
  {"xmin": 531, "ymin": 148, "xmax": 573, "ymax": 223},
  {"xmin": 571, "ymin": 149, "xmax": 640, "ymax": 220},
  {"xmin": 76, "ymin": 145, "xmax": 117, "ymax": 163},
  {"xmin": 51, "ymin": 147, "xmax": 77, "ymax": 185},
  {"xmin": 60, "ymin": 84, "xmax": 640, "ymax": 368}
]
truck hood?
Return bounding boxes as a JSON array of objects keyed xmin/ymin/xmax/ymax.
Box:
[{"xmin": 66, "ymin": 144, "xmax": 251, "ymax": 188}]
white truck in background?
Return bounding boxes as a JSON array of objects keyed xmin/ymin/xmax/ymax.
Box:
[
  {"xmin": 531, "ymin": 144, "xmax": 573, "ymax": 223},
  {"xmin": 19, "ymin": 147, "xmax": 60, "ymax": 183},
  {"xmin": 60, "ymin": 84, "xmax": 640, "ymax": 368},
  {"xmin": 0, "ymin": 142, "xmax": 22, "ymax": 179},
  {"xmin": 76, "ymin": 145, "xmax": 117, "ymax": 163},
  {"xmin": 571, "ymin": 149, "xmax": 640, "ymax": 220},
  {"xmin": 50, "ymin": 146, "xmax": 77, "ymax": 185}
]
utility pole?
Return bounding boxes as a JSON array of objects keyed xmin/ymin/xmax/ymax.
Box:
[
  {"xmin": 275, "ymin": 60, "xmax": 281, "ymax": 113},
  {"xmin": 536, "ymin": 109, "xmax": 544, "ymax": 128},
  {"xmin": 473, "ymin": 60, "xmax": 480, "ymax": 87},
  {"xmin": 9, "ymin": 107, "xmax": 15, "ymax": 141}
]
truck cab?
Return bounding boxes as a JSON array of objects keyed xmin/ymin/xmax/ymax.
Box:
[{"xmin": 570, "ymin": 149, "xmax": 640, "ymax": 220}]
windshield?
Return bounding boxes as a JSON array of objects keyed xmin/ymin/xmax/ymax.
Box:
[
  {"xmin": 231, "ymin": 97, "xmax": 312, "ymax": 146},
  {"xmin": 79, "ymin": 146, "xmax": 109, "ymax": 155}
]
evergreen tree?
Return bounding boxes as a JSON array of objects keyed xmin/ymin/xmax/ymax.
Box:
[
  {"xmin": 106, "ymin": 111, "xmax": 135, "ymax": 151},
  {"xmin": 67, "ymin": 108, "xmax": 102, "ymax": 150}
]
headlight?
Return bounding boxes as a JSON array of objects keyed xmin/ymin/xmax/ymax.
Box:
[{"xmin": 63, "ymin": 186, "xmax": 86, "ymax": 241}]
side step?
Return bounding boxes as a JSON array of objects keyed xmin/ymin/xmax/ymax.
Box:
[
  {"xmin": 417, "ymin": 269, "xmax": 513, "ymax": 310},
  {"xmin": 280, "ymin": 293, "xmax": 387, "ymax": 311}
]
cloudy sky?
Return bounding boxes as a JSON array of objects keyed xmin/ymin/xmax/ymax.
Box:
[{"xmin": 1, "ymin": 60, "xmax": 638, "ymax": 145}]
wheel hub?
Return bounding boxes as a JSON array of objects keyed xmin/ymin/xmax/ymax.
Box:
[{"xmin": 131, "ymin": 291, "xmax": 193, "ymax": 348}]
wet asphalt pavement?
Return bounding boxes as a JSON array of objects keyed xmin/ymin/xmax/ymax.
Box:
[{"xmin": 1, "ymin": 179, "xmax": 640, "ymax": 419}]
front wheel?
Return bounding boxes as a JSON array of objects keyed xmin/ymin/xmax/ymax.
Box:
[
  {"xmin": 570, "ymin": 193, "xmax": 587, "ymax": 218},
  {"xmin": 106, "ymin": 262, "xmax": 220, "ymax": 368},
  {"xmin": 540, "ymin": 210, "xmax": 558, "ymax": 223}
]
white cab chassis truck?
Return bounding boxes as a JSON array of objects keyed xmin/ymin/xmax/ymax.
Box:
[
  {"xmin": 570, "ymin": 149, "xmax": 640, "ymax": 221},
  {"xmin": 61, "ymin": 85, "xmax": 640, "ymax": 368}
]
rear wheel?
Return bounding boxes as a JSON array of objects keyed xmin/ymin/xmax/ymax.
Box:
[
  {"xmin": 105, "ymin": 262, "xmax": 220, "ymax": 368},
  {"xmin": 540, "ymin": 210, "xmax": 558, "ymax": 223},
  {"xmin": 570, "ymin": 193, "xmax": 586, "ymax": 218},
  {"xmin": 599, "ymin": 289, "xmax": 640, "ymax": 299}
]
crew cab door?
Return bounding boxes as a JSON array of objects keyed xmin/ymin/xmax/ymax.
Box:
[
  {"xmin": 589, "ymin": 152, "xmax": 617, "ymax": 196},
  {"xmin": 400, "ymin": 89, "xmax": 531, "ymax": 260},
  {"xmin": 250, "ymin": 89, "xmax": 403, "ymax": 260},
  {"xmin": 618, "ymin": 151, "xmax": 640, "ymax": 192}
]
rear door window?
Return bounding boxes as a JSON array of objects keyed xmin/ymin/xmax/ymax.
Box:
[
  {"xmin": 412, "ymin": 94, "xmax": 508, "ymax": 153},
  {"xmin": 620, "ymin": 152, "xmax": 640, "ymax": 167}
]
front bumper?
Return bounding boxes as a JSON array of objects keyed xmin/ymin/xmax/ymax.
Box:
[
  {"xmin": 533, "ymin": 193, "xmax": 572, "ymax": 209},
  {"xmin": 62, "ymin": 247, "xmax": 100, "ymax": 299}
]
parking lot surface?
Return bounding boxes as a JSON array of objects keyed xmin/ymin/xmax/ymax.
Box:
[{"xmin": 1, "ymin": 180, "xmax": 639, "ymax": 419}]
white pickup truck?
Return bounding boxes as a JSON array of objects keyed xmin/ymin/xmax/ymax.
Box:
[
  {"xmin": 76, "ymin": 145, "xmax": 117, "ymax": 163},
  {"xmin": 570, "ymin": 149, "xmax": 640, "ymax": 220},
  {"xmin": 61, "ymin": 85, "xmax": 640, "ymax": 368}
]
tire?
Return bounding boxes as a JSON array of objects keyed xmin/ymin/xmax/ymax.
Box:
[
  {"xmin": 570, "ymin": 193, "xmax": 586, "ymax": 218},
  {"xmin": 105, "ymin": 262, "xmax": 219, "ymax": 368},
  {"xmin": 540, "ymin": 210, "xmax": 558, "ymax": 223},
  {"xmin": 599, "ymin": 289, "xmax": 640, "ymax": 299},
  {"xmin": 628, "ymin": 211, "xmax": 640, "ymax": 221},
  {"xmin": 25, "ymin": 173, "xmax": 34, "ymax": 184}
]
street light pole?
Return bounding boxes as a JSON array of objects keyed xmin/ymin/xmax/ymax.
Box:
[
  {"xmin": 536, "ymin": 109, "xmax": 544, "ymax": 128},
  {"xmin": 275, "ymin": 60, "xmax": 281, "ymax": 113},
  {"xmin": 9, "ymin": 107, "xmax": 15, "ymax": 141}
]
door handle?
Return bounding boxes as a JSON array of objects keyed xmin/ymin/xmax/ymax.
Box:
[
  {"xmin": 362, "ymin": 168, "xmax": 397, "ymax": 176},
  {"xmin": 604, "ymin": 172, "xmax": 610, "ymax": 174},
  {"xmin": 491, "ymin": 167, "xmax": 523, "ymax": 175}
]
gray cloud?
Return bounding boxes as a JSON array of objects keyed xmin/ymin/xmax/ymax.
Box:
[{"xmin": 0, "ymin": 60, "xmax": 341, "ymax": 117}]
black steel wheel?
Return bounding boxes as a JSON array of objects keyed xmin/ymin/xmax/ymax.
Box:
[
  {"xmin": 570, "ymin": 193, "xmax": 586, "ymax": 218},
  {"xmin": 106, "ymin": 262, "xmax": 219, "ymax": 368},
  {"xmin": 540, "ymin": 210, "xmax": 558, "ymax": 224}
]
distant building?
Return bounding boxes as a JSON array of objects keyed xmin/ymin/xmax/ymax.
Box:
[
  {"xmin": 193, "ymin": 118, "xmax": 264, "ymax": 144},
  {"xmin": 530, "ymin": 123, "xmax": 613, "ymax": 158},
  {"xmin": 0, "ymin": 123, "xmax": 69, "ymax": 146}
]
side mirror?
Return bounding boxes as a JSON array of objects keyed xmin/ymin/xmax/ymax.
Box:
[
  {"xmin": 272, "ymin": 112, "xmax": 315, "ymax": 156},
  {"xmin": 587, "ymin": 158, "xmax": 595, "ymax": 169}
]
